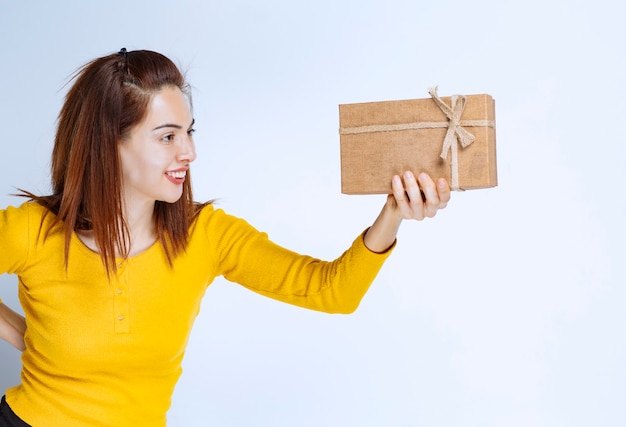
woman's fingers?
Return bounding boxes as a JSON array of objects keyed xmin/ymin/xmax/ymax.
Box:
[
  {"xmin": 391, "ymin": 172, "xmax": 451, "ymax": 220},
  {"xmin": 391, "ymin": 174, "xmax": 414, "ymax": 217},
  {"xmin": 417, "ymin": 172, "xmax": 440, "ymax": 217},
  {"xmin": 437, "ymin": 178, "xmax": 451, "ymax": 208}
]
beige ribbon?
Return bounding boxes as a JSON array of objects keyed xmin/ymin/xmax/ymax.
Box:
[{"xmin": 340, "ymin": 87, "xmax": 494, "ymax": 190}]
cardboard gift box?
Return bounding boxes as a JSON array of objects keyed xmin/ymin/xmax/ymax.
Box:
[{"xmin": 339, "ymin": 87, "xmax": 497, "ymax": 193}]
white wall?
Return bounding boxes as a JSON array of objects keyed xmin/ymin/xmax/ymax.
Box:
[{"xmin": 0, "ymin": 0, "xmax": 623, "ymax": 425}]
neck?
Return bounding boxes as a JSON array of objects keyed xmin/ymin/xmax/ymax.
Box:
[
  {"xmin": 121, "ymin": 197, "xmax": 157, "ymax": 258},
  {"xmin": 75, "ymin": 197, "xmax": 158, "ymax": 259}
]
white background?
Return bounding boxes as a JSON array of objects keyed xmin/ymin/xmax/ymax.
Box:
[{"xmin": 0, "ymin": 1, "xmax": 624, "ymax": 426}]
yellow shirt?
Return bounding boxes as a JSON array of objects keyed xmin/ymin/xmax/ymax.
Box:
[{"xmin": 0, "ymin": 201, "xmax": 392, "ymax": 426}]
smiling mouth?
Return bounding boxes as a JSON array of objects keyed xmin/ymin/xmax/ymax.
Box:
[{"xmin": 166, "ymin": 170, "xmax": 187, "ymax": 179}]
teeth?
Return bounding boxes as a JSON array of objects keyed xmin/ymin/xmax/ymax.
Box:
[{"xmin": 167, "ymin": 171, "xmax": 186, "ymax": 179}]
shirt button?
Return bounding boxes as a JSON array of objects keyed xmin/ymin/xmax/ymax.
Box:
[
  {"xmin": 115, "ymin": 288, "xmax": 123, "ymax": 295},
  {"xmin": 117, "ymin": 315, "xmax": 125, "ymax": 321}
]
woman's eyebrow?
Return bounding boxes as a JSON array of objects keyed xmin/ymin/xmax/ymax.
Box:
[
  {"xmin": 153, "ymin": 123, "xmax": 182, "ymax": 131},
  {"xmin": 153, "ymin": 119, "xmax": 194, "ymax": 132}
]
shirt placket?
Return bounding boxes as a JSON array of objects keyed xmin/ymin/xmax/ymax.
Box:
[{"xmin": 113, "ymin": 259, "xmax": 130, "ymax": 333}]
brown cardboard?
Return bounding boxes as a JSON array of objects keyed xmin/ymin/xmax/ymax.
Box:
[{"xmin": 339, "ymin": 92, "xmax": 497, "ymax": 194}]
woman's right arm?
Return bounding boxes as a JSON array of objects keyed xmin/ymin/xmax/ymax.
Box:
[
  {"xmin": 0, "ymin": 300, "xmax": 26, "ymax": 351},
  {"xmin": 0, "ymin": 203, "xmax": 34, "ymax": 352}
]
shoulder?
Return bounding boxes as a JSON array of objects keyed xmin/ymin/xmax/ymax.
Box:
[
  {"xmin": 190, "ymin": 203, "xmax": 264, "ymax": 241},
  {"xmin": 0, "ymin": 201, "xmax": 56, "ymax": 273},
  {"xmin": 0, "ymin": 200, "xmax": 61, "ymax": 242},
  {"xmin": 1, "ymin": 200, "xmax": 50, "ymax": 224},
  {"xmin": 0, "ymin": 201, "xmax": 64, "ymax": 249},
  {"xmin": 192, "ymin": 203, "xmax": 243, "ymax": 227}
]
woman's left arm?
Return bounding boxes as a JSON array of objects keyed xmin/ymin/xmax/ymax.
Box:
[
  {"xmin": 0, "ymin": 301, "xmax": 26, "ymax": 351},
  {"xmin": 364, "ymin": 171, "xmax": 451, "ymax": 253}
]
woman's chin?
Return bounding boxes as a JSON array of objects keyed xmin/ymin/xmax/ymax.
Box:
[{"xmin": 158, "ymin": 193, "xmax": 184, "ymax": 204}]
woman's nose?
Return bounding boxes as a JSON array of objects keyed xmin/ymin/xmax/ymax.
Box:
[{"xmin": 177, "ymin": 136, "xmax": 196, "ymax": 163}]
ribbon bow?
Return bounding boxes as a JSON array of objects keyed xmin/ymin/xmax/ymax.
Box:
[{"xmin": 428, "ymin": 86, "xmax": 475, "ymax": 190}]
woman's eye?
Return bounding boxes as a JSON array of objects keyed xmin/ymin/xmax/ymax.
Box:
[
  {"xmin": 162, "ymin": 134, "xmax": 175, "ymax": 143},
  {"xmin": 187, "ymin": 128, "xmax": 196, "ymax": 136}
]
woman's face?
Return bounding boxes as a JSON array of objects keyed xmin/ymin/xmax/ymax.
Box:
[{"xmin": 118, "ymin": 86, "xmax": 196, "ymax": 206}]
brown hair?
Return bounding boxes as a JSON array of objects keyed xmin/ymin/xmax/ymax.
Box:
[{"xmin": 25, "ymin": 49, "xmax": 207, "ymax": 274}]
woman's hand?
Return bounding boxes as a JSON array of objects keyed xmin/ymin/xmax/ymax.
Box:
[
  {"xmin": 389, "ymin": 171, "xmax": 450, "ymax": 221},
  {"xmin": 364, "ymin": 171, "xmax": 451, "ymax": 253},
  {"xmin": 0, "ymin": 302, "xmax": 26, "ymax": 352}
]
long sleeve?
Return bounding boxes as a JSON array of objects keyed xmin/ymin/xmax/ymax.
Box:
[{"xmin": 199, "ymin": 206, "xmax": 394, "ymax": 314}]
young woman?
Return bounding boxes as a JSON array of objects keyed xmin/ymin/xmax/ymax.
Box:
[{"xmin": 0, "ymin": 49, "xmax": 450, "ymax": 426}]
